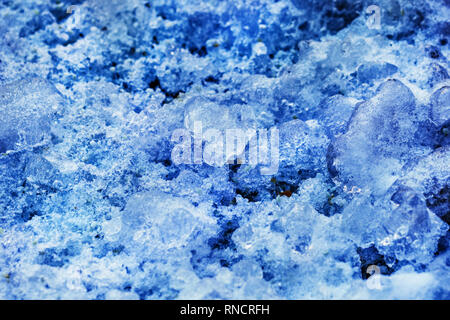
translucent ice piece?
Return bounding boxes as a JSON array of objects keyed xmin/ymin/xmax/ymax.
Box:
[
  {"xmin": 279, "ymin": 119, "xmax": 329, "ymax": 173},
  {"xmin": 0, "ymin": 75, "xmax": 63, "ymax": 153},
  {"xmin": 431, "ymin": 86, "xmax": 450, "ymax": 129}
]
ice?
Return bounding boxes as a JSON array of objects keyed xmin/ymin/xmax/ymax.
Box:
[
  {"xmin": 0, "ymin": 75, "xmax": 63, "ymax": 153},
  {"xmin": 431, "ymin": 86, "xmax": 450, "ymax": 130},
  {"xmin": 356, "ymin": 62, "xmax": 398, "ymax": 84},
  {"xmin": 120, "ymin": 190, "xmax": 215, "ymax": 250},
  {"xmin": 329, "ymin": 79, "xmax": 432, "ymax": 195},
  {"xmin": 427, "ymin": 63, "xmax": 449, "ymax": 88},
  {"xmin": 184, "ymin": 96, "xmax": 240, "ymax": 132},
  {"xmin": 315, "ymin": 95, "xmax": 357, "ymax": 139},
  {"xmin": 0, "ymin": 0, "xmax": 449, "ymax": 300},
  {"xmin": 378, "ymin": 187, "xmax": 447, "ymax": 264},
  {"xmin": 278, "ymin": 119, "xmax": 329, "ymax": 176}
]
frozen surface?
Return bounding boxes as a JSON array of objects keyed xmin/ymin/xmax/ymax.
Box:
[
  {"xmin": 0, "ymin": 75, "xmax": 63, "ymax": 153},
  {"xmin": 0, "ymin": 0, "xmax": 449, "ymax": 299}
]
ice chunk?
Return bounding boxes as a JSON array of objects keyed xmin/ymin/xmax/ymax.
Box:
[
  {"xmin": 431, "ymin": 86, "xmax": 450, "ymax": 129},
  {"xmin": 377, "ymin": 187, "xmax": 447, "ymax": 264},
  {"xmin": 120, "ymin": 190, "xmax": 211, "ymax": 249},
  {"xmin": 357, "ymin": 62, "xmax": 398, "ymax": 84},
  {"xmin": 328, "ymin": 80, "xmax": 431, "ymax": 195},
  {"xmin": 315, "ymin": 95, "xmax": 357, "ymax": 139},
  {"xmin": 0, "ymin": 75, "xmax": 63, "ymax": 153},
  {"xmin": 427, "ymin": 64, "xmax": 449, "ymax": 88},
  {"xmin": 184, "ymin": 96, "xmax": 239, "ymax": 132},
  {"xmin": 0, "ymin": 0, "xmax": 448, "ymax": 300},
  {"xmin": 231, "ymin": 119, "xmax": 329, "ymax": 200},
  {"xmin": 19, "ymin": 10, "xmax": 55, "ymax": 37}
]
